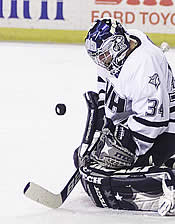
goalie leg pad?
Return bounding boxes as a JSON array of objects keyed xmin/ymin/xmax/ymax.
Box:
[{"xmin": 80, "ymin": 165, "xmax": 175, "ymax": 213}]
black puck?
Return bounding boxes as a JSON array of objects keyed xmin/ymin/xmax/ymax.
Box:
[{"xmin": 55, "ymin": 104, "xmax": 66, "ymax": 115}]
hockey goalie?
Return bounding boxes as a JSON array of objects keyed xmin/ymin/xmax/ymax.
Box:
[{"xmin": 74, "ymin": 18, "xmax": 175, "ymax": 216}]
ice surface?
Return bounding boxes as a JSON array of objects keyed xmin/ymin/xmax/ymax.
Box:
[{"xmin": 0, "ymin": 42, "xmax": 175, "ymax": 224}]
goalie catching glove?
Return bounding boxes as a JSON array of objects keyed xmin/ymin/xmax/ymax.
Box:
[{"xmin": 90, "ymin": 118, "xmax": 137, "ymax": 169}]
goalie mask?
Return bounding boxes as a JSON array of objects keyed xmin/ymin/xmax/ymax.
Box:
[{"xmin": 85, "ymin": 18, "xmax": 130, "ymax": 77}]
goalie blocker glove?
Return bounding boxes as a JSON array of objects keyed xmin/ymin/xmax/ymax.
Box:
[{"xmin": 74, "ymin": 91, "xmax": 105, "ymax": 169}]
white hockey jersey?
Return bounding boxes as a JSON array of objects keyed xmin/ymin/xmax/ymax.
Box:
[{"xmin": 97, "ymin": 29, "xmax": 175, "ymax": 156}]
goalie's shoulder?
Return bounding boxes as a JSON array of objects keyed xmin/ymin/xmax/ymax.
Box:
[{"xmin": 127, "ymin": 29, "xmax": 164, "ymax": 68}]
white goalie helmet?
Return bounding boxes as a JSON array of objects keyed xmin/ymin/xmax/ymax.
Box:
[{"xmin": 85, "ymin": 18, "xmax": 130, "ymax": 77}]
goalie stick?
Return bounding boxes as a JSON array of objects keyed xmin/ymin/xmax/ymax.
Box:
[
  {"xmin": 23, "ymin": 91, "xmax": 99, "ymax": 208},
  {"xmin": 23, "ymin": 139, "xmax": 99, "ymax": 208},
  {"xmin": 24, "ymin": 169, "xmax": 81, "ymax": 208}
]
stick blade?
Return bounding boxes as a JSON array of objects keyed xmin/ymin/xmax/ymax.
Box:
[{"xmin": 24, "ymin": 182, "xmax": 62, "ymax": 208}]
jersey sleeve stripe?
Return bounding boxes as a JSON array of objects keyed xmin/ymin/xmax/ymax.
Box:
[
  {"xmin": 170, "ymin": 106, "xmax": 175, "ymax": 113},
  {"xmin": 133, "ymin": 116, "xmax": 169, "ymax": 128},
  {"xmin": 169, "ymin": 119, "xmax": 175, "ymax": 123},
  {"xmin": 131, "ymin": 131, "xmax": 155, "ymax": 143}
]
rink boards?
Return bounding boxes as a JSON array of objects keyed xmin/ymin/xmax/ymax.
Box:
[{"xmin": 0, "ymin": 0, "xmax": 174, "ymax": 46}]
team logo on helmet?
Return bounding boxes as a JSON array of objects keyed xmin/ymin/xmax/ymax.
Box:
[{"xmin": 113, "ymin": 35, "xmax": 128, "ymax": 54}]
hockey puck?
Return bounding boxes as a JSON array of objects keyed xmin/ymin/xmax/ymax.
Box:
[{"xmin": 55, "ymin": 104, "xmax": 66, "ymax": 115}]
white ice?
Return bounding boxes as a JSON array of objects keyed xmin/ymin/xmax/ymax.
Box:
[{"xmin": 0, "ymin": 42, "xmax": 175, "ymax": 224}]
